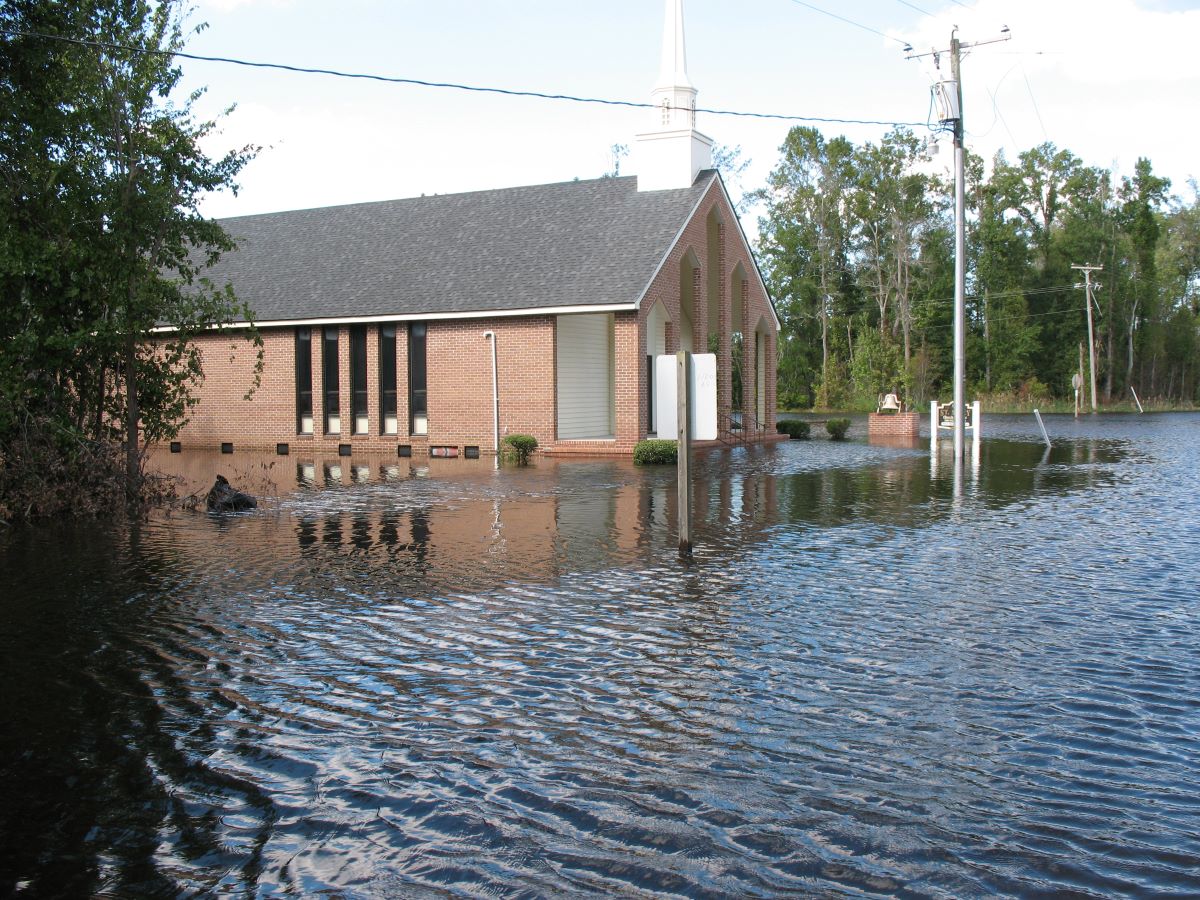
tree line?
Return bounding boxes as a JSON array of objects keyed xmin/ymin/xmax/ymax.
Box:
[{"xmin": 755, "ymin": 126, "xmax": 1200, "ymax": 411}]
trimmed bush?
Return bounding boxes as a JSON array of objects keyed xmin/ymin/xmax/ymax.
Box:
[
  {"xmin": 633, "ymin": 439, "xmax": 677, "ymax": 465},
  {"xmin": 825, "ymin": 418, "xmax": 851, "ymax": 441},
  {"xmin": 776, "ymin": 419, "xmax": 811, "ymax": 440},
  {"xmin": 502, "ymin": 433, "xmax": 538, "ymax": 464}
]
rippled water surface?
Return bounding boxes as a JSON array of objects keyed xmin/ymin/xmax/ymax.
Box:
[{"xmin": 3, "ymin": 413, "xmax": 1199, "ymax": 898}]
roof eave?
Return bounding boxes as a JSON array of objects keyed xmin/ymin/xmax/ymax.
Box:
[{"xmin": 149, "ymin": 301, "xmax": 639, "ymax": 334}]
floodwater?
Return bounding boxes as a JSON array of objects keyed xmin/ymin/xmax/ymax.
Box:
[{"xmin": 2, "ymin": 413, "xmax": 1198, "ymax": 898}]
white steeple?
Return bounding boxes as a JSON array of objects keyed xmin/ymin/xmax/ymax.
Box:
[{"xmin": 635, "ymin": 0, "xmax": 713, "ymax": 191}]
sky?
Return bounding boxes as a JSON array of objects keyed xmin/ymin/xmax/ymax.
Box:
[{"xmin": 176, "ymin": 0, "xmax": 1200, "ymax": 233}]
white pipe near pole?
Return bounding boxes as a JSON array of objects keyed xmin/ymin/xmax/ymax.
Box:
[{"xmin": 484, "ymin": 332, "xmax": 499, "ymax": 459}]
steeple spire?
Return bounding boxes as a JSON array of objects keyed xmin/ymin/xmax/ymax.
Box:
[
  {"xmin": 656, "ymin": 0, "xmax": 694, "ymax": 93},
  {"xmin": 635, "ymin": 0, "xmax": 712, "ymax": 191}
]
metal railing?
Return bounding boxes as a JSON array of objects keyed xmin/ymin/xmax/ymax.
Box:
[{"xmin": 715, "ymin": 409, "xmax": 770, "ymax": 447}]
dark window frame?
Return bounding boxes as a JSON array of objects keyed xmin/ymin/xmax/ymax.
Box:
[
  {"xmin": 409, "ymin": 322, "xmax": 427, "ymax": 435},
  {"xmin": 350, "ymin": 324, "xmax": 368, "ymax": 434},
  {"xmin": 296, "ymin": 327, "xmax": 313, "ymax": 434},
  {"xmin": 380, "ymin": 324, "xmax": 397, "ymax": 434},
  {"xmin": 323, "ymin": 327, "xmax": 340, "ymax": 434}
]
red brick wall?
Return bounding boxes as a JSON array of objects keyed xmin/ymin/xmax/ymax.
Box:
[
  {"xmin": 177, "ymin": 318, "xmax": 563, "ymax": 455},
  {"xmin": 867, "ymin": 412, "xmax": 921, "ymax": 437},
  {"xmin": 173, "ymin": 178, "xmax": 780, "ymax": 458},
  {"xmin": 635, "ymin": 179, "xmax": 778, "ymax": 439},
  {"xmin": 177, "ymin": 329, "xmax": 294, "ymax": 447}
]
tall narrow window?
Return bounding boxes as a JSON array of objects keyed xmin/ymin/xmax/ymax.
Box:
[
  {"xmin": 409, "ymin": 322, "xmax": 427, "ymax": 435},
  {"xmin": 296, "ymin": 327, "xmax": 313, "ymax": 434},
  {"xmin": 380, "ymin": 324, "xmax": 397, "ymax": 435},
  {"xmin": 323, "ymin": 327, "xmax": 340, "ymax": 434},
  {"xmin": 350, "ymin": 324, "xmax": 368, "ymax": 434}
]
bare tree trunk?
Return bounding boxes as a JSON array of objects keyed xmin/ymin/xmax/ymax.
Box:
[
  {"xmin": 125, "ymin": 326, "xmax": 140, "ymax": 491},
  {"xmin": 1104, "ymin": 314, "xmax": 1114, "ymax": 402},
  {"xmin": 93, "ymin": 365, "xmax": 106, "ymax": 441},
  {"xmin": 821, "ymin": 310, "xmax": 829, "ymax": 372},
  {"xmin": 817, "ymin": 256, "xmax": 830, "ymax": 374},
  {"xmin": 983, "ymin": 289, "xmax": 991, "ymax": 391},
  {"xmin": 1125, "ymin": 300, "xmax": 1138, "ymax": 394}
]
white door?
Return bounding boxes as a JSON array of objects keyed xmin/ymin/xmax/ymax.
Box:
[{"xmin": 557, "ymin": 313, "xmax": 614, "ymax": 439}]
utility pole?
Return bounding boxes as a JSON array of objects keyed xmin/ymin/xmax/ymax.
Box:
[
  {"xmin": 1072, "ymin": 264, "xmax": 1102, "ymax": 413},
  {"xmin": 911, "ymin": 27, "xmax": 1008, "ymax": 459},
  {"xmin": 950, "ymin": 30, "xmax": 966, "ymax": 460}
]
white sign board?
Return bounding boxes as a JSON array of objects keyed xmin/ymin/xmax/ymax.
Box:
[{"xmin": 655, "ymin": 353, "xmax": 717, "ymax": 441}]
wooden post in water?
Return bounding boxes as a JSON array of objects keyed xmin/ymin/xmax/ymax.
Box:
[
  {"xmin": 677, "ymin": 350, "xmax": 692, "ymax": 555},
  {"xmin": 1076, "ymin": 342, "xmax": 1084, "ymax": 418}
]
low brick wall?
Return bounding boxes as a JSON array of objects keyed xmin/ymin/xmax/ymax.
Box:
[{"xmin": 868, "ymin": 411, "xmax": 921, "ymax": 439}]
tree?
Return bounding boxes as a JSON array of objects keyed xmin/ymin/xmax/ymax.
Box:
[
  {"xmin": 1117, "ymin": 158, "xmax": 1171, "ymax": 394},
  {"xmin": 712, "ymin": 142, "xmax": 753, "ymax": 214},
  {"xmin": 968, "ymin": 151, "xmax": 1037, "ymax": 393},
  {"xmin": 756, "ymin": 127, "xmax": 855, "ymax": 407},
  {"xmin": 0, "ymin": 0, "xmax": 256, "ymax": 516}
]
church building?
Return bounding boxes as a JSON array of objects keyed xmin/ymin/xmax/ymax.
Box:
[{"xmin": 172, "ymin": 0, "xmax": 779, "ymax": 458}]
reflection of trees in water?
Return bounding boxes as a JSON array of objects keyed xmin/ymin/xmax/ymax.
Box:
[
  {"xmin": 0, "ymin": 524, "xmax": 276, "ymax": 896},
  {"xmin": 764, "ymin": 439, "xmax": 1122, "ymax": 529}
]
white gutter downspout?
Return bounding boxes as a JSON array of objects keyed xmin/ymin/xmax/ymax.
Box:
[{"xmin": 484, "ymin": 331, "xmax": 499, "ymax": 463}]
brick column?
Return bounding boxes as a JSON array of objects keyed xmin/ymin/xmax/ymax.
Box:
[
  {"xmin": 338, "ymin": 325, "xmax": 350, "ymax": 439},
  {"xmin": 308, "ymin": 329, "xmax": 323, "ymax": 440},
  {"xmin": 716, "ymin": 225, "xmax": 732, "ymax": 435},
  {"xmin": 366, "ymin": 325, "xmax": 379, "ymax": 439},
  {"xmin": 614, "ymin": 312, "xmax": 642, "ymax": 448},
  {"xmin": 765, "ymin": 331, "xmax": 778, "ymax": 431},
  {"xmin": 397, "ymin": 326, "xmax": 410, "ymax": 439},
  {"xmin": 740, "ymin": 279, "xmax": 756, "ymax": 433},
  {"xmin": 692, "ymin": 265, "xmax": 707, "ymax": 354}
]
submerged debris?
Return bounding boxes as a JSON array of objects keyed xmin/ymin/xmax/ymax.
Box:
[{"xmin": 206, "ymin": 475, "xmax": 257, "ymax": 512}]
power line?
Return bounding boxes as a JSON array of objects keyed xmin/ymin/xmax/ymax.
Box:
[
  {"xmin": 0, "ymin": 27, "xmax": 926, "ymax": 129},
  {"xmin": 919, "ymin": 304, "xmax": 1090, "ymax": 333},
  {"xmin": 1022, "ymin": 65, "xmax": 1049, "ymax": 143},
  {"xmin": 784, "ymin": 0, "xmax": 912, "ymax": 48},
  {"xmin": 894, "ymin": 0, "xmax": 935, "ymax": 18},
  {"xmin": 908, "ymin": 283, "xmax": 1077, "ymax": 313}
]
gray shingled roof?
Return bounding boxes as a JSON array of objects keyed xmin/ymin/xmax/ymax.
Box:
[{"xmin": 206, "ymin": 172, "xmax": 718, "ymax": 323}]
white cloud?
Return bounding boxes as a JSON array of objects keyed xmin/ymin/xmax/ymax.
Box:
[{"xmin": 898, "ymin": 0, "xmax": 1200, "ymax": 187}]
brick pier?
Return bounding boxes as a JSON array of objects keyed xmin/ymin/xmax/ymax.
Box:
[{"xmin": 868, "ymin": 411, "xmax": 921, "ymax": 440}]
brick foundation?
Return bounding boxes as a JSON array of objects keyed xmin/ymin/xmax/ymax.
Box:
[{"xmin": 868, "ymin": 411, "xmax": 921, "ymax": 439}]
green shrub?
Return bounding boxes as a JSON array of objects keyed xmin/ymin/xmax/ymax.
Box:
[
  {"xmin": 825, "ymin": 418, "xmax": 851, "ymax": 441},
  {"xmin": 633, "ymin": 439, "xmax": 677, "ymax": 465},
  {"xmin": 776, "ymin": 419, "xmax": 811, "ymax": 440},
  {"xmin": 502, "ymin": 433, "xmax": 537, "ymax": 464}
]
